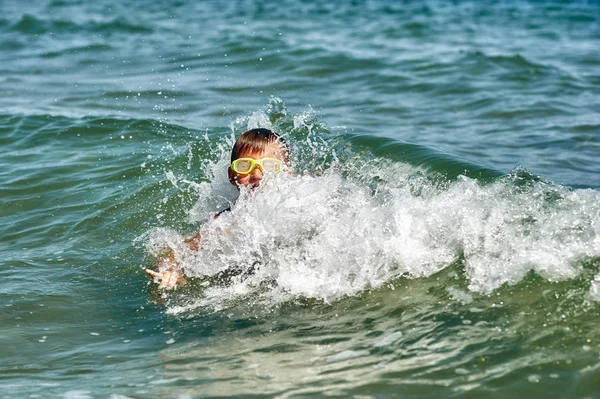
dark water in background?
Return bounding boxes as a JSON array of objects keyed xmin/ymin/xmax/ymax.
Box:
[{"xmin": 1, "ymin": 1, "xmax": 600, "ymax": 398}]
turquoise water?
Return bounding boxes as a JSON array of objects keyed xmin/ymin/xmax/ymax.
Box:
[{"xmin": 1, "ymin": 1, "xmax": 600, "ymax": 398}]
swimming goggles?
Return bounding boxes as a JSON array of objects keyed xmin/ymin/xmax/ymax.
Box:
[{"xmin": 231, "ymin": 157, "xmax": 284, "ymax": 175}]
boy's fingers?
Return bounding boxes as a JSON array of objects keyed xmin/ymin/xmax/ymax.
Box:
[
  {"xmin": 146, "ymin": 268, "xmax": 180, "ymax": 290},
  {"xmin": 161, "ymin": 277, "xmax": 175, "ymax": 289},
  {"xmin": 166, "ymin": 271, "xmax": 178, "ymax": 288},
  {"xmin": 145, "ymin": 269, "xmax": 158, "ymax": 278}
]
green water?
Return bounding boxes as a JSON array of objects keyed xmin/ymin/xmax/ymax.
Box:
[{"xmin": 1, "ymin": 1, "xmax": 600, "ymax": 398}]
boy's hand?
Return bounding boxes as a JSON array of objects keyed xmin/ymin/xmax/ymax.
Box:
[
  {"xmin": 146, "ymin": 234, "xmax": 199, "ymax": 290},
  {"xmin": 145, "ymin": 267, "xmax": 187, "ymax": 290}
]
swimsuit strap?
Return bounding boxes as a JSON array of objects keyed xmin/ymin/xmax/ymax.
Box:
[{"xmin": 214, "ymin": 206, "xmax": 232, "ymax": 219}]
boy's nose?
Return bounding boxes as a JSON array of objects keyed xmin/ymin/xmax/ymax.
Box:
[{"xmin": 249, "ymin": 167, "xmax": 263, "ymax": 182}]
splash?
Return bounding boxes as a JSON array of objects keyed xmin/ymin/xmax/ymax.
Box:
[{"xmin": 144, "ymin": 102, "xmax": 600, "ymax": 314}]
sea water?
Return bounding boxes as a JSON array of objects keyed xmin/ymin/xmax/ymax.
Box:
[{"xmin": 1, "ymin": 1, "xmax": 600, "ymax": 398}]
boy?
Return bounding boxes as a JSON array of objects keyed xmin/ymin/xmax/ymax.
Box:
[{"xmin": 145, "ymin": 128, "xmax": 289, "ymax": 290}]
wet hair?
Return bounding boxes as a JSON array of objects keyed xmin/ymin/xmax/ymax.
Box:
[{"xmin": 230, "ymin": 128, "xmax": 288, "ymax": 162}]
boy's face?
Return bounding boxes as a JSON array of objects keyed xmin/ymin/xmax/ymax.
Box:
[{"xmin": 228, "ymin": 144, "xmax": 287, "ymax": 190}]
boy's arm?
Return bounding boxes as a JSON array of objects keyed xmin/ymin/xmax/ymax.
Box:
[{"xmin": 145, "ymin": 233, "xmax": 201, "ymax": 290}]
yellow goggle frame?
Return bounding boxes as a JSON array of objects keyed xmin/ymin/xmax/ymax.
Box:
[{"xmin": 231, "ymin": 157, "xmax": 284, "ymax": 175}]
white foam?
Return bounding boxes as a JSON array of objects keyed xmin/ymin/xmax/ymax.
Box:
[
  {"xmin": 447, "ymin": 287, "xmax": 474, "ymax": 304},
  {"xmin": 374, "ymin": 331, "xmax": 403, "ymax": 348},
  {"xmin": 326, "ymin": 350, "xmax": 370, "ymax": 363},
  {"xmin": 589, "ymin": 273, "xmax": 600, "ymax": 302},
  {"xmin": 64, "ymin": 391, "xmax": 92, "ymax": 399},
  {"xmin": 145, "ymin": 127, "xmax": 600, "ymax": 313}
]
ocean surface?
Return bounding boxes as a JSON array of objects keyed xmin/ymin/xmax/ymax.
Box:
[{"xmin": 1, "ymin": 0, "xmax": 600, "ymax": 398}]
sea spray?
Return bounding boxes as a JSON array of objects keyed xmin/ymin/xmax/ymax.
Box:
[{"xmin": 145, "ymin": 130, "xmax": 600, "ymax": 314}]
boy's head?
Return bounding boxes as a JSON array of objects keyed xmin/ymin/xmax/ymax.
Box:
[{"xmin": 228, "ymin": 128, "xmax": 289, "ymax": 190}]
